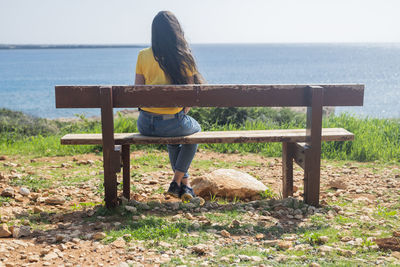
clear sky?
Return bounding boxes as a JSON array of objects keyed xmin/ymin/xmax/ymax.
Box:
[{"xmin": 1, "ymin": 0, "xmax": 399, "ymax": 44}]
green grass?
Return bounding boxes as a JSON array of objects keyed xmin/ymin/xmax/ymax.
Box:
[
  {"xmin": 9, "ymin": 175, "xmax": 52, "ymax": 191},
  {"xmin": 0, "ymin": 196, "xmax": 11, "ymax": 206},
  {"xmin": 105, "ymin": 216, "xmax": 190, "ymax": 243},
  {"xmin": 1, "ymin": 108, "xmax": 399, "ymax": 162}
]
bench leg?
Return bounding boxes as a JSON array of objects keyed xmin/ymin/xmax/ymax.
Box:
[
  {"xmin": 303, "ymin": 86, "xmax": 323, "ymax": 206},
  {"xmin": 122, "ymin": 145, "xmax": 130, "ymax": 200},
  {"xmin": 103, "ymin": 148, "xmax": 119, "ymax": 208},
  {"xmin": 303, "ymin": 147, "xmax": 321, "ymax": 206},
  {"xmin": 282, "ymin": 142, "xmax": 294, "ymax": 198},
  {"xmin": 100, "ymin": 86, "xmax": 119, "ymax": 208}
]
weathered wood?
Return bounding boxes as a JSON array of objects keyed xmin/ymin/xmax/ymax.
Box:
[
  {"xmin": 293, "ymin": 142, "xmax": 308, "ymax": 170},
  {"xmin": 122, "ymin": 145, "xmax": 130, "ymax": 200},
  {"xmin": 55, "ymin": 84, "xmax": 364, "ymax": 108},
  {"xmin": 61, "ymin": 128, "xmax": 354, "ymax": 145},
  {"xmin": 100, "ymin": 87, "xmax": 119, "ymax": 208},
  {"xmin": 55, "ymin": 86, "xmax": 101, "ymax": 108},
  {"xmin": 282, "ymin": 142, "xmax": 294, "ymax": 198},
  {"xmin": 55, "ymin": 83, "xmax": 364, "ymax": 208},
  {"xmin": 303, "ymin": 86, "xmax": 323, "ymax": 206}
]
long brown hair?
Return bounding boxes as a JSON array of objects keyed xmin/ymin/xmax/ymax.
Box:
[{"xmin": 151, "ymin": 11, "xmax": 201, "ymax": 84}]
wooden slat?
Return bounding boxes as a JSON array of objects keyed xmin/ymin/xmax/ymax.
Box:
[
  {"xmin": 55, "ymin": 84, "xmax": 364, "ymax": 108},
  {"xmin": 60, "ymin": 128, "xmax": 354, "ymax": 145},
  {"xmin": 55, "ymin": 86, "xmax": 101, "ymax": 108}
]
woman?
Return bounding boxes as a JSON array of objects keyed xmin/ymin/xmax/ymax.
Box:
[{"xmin": 135, "ymin": 11, "xmax": 202, "ymax": 201}]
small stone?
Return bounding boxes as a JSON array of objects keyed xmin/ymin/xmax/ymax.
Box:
[
  {"xmin": 263, "ymin": 240, "xmax": 279, "ymax": 246},
  {"xmin": 159, "ymin": 241, "xmax": 172, "ymax": 248},
  {"xmin": 45, "ymin": 197, "xmax": 65, "ymax": 205},
  {"xmin": 0, "ymin": 223, "xmax": 12, "ymax": 237},
  {"xmin": 189, "ymin": 197, "xmax": 205, "ymax": 206},
  {"xmin": 43, "ymin": 252, "xmax": 58, "ymax": 261},
  {"xmin": 294, "ymin": 214, "xmax": 303, "ymax": 220},
  {"xmin": 337, "ymin": 248, "xmax": 355, "ymax": 257},
  {"xmin": 220, "ymin": 230, "xmax": 231, "ymax": 238},
  {"xmin": 111, "ymin": 237, "xmax": 125, "ymax": 248},
  {"xmin": 341, "ymin": 236, "xmax": 352, "ymax": 242},
  {"xmin": 277, "ymin": 240, "xmax": 292, "ymax": 250},
  {"xmin": 318, "ymin": 245, "xmax": 334, "ymax": 253},
  {"xmin": 1, "ymin": 187, "xmax": 14, "ymax": 197},
  {"xmin": 255, "ymin": 233, "xmax": 264, "ymax": 240},
  {"xmin": 56, "ymin": 234, "xmax": 65, "ymax": 242},
  {"xmin": 250, "ymin": 256, "xmax": 262, "ymax": 262},
  {"xmin": 0, "ymin": 155, "xmax": 6, "ymax": 160},
  {"xmin": 185, "ymin": 213, "xmax": 195, "ymax": 220},
  {"xmin": 19, "ymin": 187, "xmax": 30, "ymax": 196},
  {"xmin": 28, "ymin": 255, "xmax": 40, "ymax": 262},
  {"xmin": 92, "ymin": 232, "xmax": 106, "ymax": 240},
  {"xmin": 12, "ymin": 226, "xmax": 31, "ymax": 238},
  {"xmin": 192, "ymin": 244, "xmax": 208, "ymax": 254},
  {"xmin": 238, "ymin": 255, "xmax": 251, "ymax": 261},
  {"xmin": 168, "ymin": 202, "xmax": 180, "ymax": 210},
  {"xmin": 124, "ymin": 206, "xmax": 137, "ymax": 213},
  {"xmin": 319, "ymin": 236, "xmax": 329, "ymax": 243},
  {"xmin": 328, "ymin": 179, "xmax": 347, "ymax": 190},
  {"xmin": 392, "ymin": 251, "xmax": 400, "ymax": 260},
  {"xmin": 220, "ymin": 256, "xmax": 230, "ymax": 262},
  {"xmin": 309, "ymin": 263, "xmax": 321, "ymax": 267}
]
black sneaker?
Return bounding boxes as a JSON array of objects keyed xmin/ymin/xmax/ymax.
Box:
[
  {"xmin": 166, "ymin": 181, "xmax": 181, "ymax": 198},
  {"xmin": 180, "ymin": 184, "xmax": 196, "ymax": 201}
]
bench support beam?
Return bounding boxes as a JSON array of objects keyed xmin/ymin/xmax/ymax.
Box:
[
  {"xmin": 303, "ymin": 86, "xmax": 323, "ymax": 206},
  {"xmin": 122, "ymin": 145, "xmax": 130, "ymax": 200},
  {"xmin": 100, "ymin": 86, "xmax": 119, "ymax": 208},
  {"xmin": 294, "ymin": 142, "xmax": 308, "ymax": 170},
  {"xmin": 282, "ymin": 142, "xmax": 294, "ymax": 198}
]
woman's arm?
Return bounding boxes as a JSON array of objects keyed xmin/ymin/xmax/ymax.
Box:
[{"xmin": 135, "ymin": 74, "xmax": 145, "ymax": 85}]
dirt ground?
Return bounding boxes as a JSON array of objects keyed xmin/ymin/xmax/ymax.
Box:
[{"xmin": 0, "ymin": 150, "xmax": 399, "ymax": 266}]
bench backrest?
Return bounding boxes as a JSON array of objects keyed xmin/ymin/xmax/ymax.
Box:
[{"xmin": 55, "ymin": 84, "xmax": 364, "ymax": 108}]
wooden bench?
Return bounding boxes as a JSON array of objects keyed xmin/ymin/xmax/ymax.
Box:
[{"xmin": 55, "ymin": 84, "xmax": 364, "ymax": 208}]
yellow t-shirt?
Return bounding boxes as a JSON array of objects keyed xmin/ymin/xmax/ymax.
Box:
[{"xmin": 135, "ymin": 47, "xmax": 194, "ymax": 114}]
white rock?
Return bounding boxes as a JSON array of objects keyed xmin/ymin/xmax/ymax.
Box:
[
  {"xmin": 191, "ymin": 169, "xmax": 268, "ymax": 199},
  {"xmin": 19, "ymin": 187, "xmax": 30, "ymax": 196},
  {"xmin": 43, "ymin": 252, "xmax": 58, "ymax": 261}
]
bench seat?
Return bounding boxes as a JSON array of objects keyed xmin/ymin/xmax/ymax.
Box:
[{"xmin": 61, "ymin": 128, "xmax": 354, "ymax": 145}]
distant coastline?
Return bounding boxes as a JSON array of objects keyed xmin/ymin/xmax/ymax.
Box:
[{"xmin": 0, "ymin": 44, "xmax": 147, "ymax": 50}]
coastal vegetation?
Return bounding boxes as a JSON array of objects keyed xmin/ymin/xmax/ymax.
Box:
[{"xmin": 0, "ymin": 107, "xmax": 399, "ymax": 162}]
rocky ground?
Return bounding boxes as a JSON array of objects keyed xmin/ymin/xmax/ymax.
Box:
[{"xmin": 0, "ymin": 150, "xmax": 399, "ymax": 266}]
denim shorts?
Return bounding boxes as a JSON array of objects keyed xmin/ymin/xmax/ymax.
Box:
[
  {"xmin": 137, "ymin": 109, "xmax": 201, "ymax": 137},
  {"xmin": 137, "ymin": 109, "xmax": 201, "ymax": 176}
]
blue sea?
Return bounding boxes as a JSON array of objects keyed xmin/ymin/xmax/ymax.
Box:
[{"xmin": 0, "ymin": 44, "xmax": 399, "ymax": 119}]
